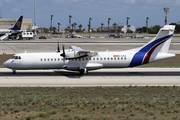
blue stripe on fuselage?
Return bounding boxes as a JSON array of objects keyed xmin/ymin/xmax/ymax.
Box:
[
  {"xmin": 129, "ymin": 34, "xmax": 173, "ymax": 67},
  {"xmin": 139, "ymin": 34, "xmax": 173, "ymax": 52}
]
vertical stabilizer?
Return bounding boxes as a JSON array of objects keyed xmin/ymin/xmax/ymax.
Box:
[
  {"xmin": 10, "ymin": 16, "xmax": 23, "ymax": 30},
  {"xmin": 129, "ymin": 25, "xmax": 175, "ymax": 67}
]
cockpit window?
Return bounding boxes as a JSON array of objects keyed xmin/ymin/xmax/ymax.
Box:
[
  {"xmin": 11, "ymin": 56, "xmax": 16, "ymax": 59},
  {"xmin": 11, "ymin": 56, "xmax": 21, "ymax": 59}
]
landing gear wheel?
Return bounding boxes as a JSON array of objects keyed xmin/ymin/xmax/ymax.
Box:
[
  {"xmin": 12, "ymin": 70, "xmax": 16, "ymax": 74},
  {"xmin": 79, "ymin": 68, "xmax": 88, "ymax": 75}
]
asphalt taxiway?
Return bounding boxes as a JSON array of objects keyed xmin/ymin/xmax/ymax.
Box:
[{"xmin": 0, "ymin": 68, "xmax": 180, "ymax": 87}]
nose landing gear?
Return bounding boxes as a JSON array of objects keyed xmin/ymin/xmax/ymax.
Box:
[
  {"xmin": 12, "ymin": 69, "xmax": 16, "ymax": 74},
  {"xmin": 79, "ymin": 68, "xmax": 88, "ymax": 75}
]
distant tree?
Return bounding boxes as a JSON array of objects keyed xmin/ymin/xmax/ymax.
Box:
[
  {"xmin": 146, "ymin": 17, "xmax": 149, "ymax": 33},
  {"xmin": 58, "ymin": 23, "xmax": 61, "ymax": 34},
  {"xmin": 97, "ymin": 29, "xmax": 101, "ymax": 33},
  {"xmin": 43, "ymin": 27, "xmax": 50, "ymax": 33},
  {"xmin": 148, "ymin": 25, "xmax": 161, "ymax": 34},
  {"xmin": 108, "ymin": 18, "xmax": 111, "ymax": 32},
  {"xmin": 78, "ymin": 24, "xmax": 83, "ymax": 32},
  {"xmin": 52, "ymin": 26, "xmax": 57, "ymax": 34},
  {"xmin": 142, "ymin": 26, "xmax": 147, "ymax": 33},
  {"xmin": 69, "ymin": 15, "xmax": 72, "ymax": 28},
  {"xmin": 74, "ymin": 23, "xmax": 77, "ymax": 29},
  {"xmin": 113, "ymin": 23, "xmax": 117, "ymax": 33},
  {"xmin": 50, "ymin": 15, "xmax": 53, "ymax": 32},
  {"xmin": 37, "ymin": 27, "xmax": 49, "ymax": 33},
  {"xmin": 127, "ymin": 17, "xmax": 130, "ymax": 33},
  {"xmin": 88, "ymin": 18, "xmax": 92, "ymax": 33},
  {"xmin": 127, "ymin": 17, "xmax": 130, "ymax": 26},
  {"xmin": 101, "ymin": 23, "xmax": 104, "ymax": 32},
  {"xmin": 91, "ymin": 29, "xmax": 97, "ymax": 33},
  {"xmin": 71, "ymin": 23, "xmax": 75, "ymax": 32},
  {"xmin": 127, "ymin": 30, "xmax": 133, "ymax": 33},
  {"xmin": 170, "ymin": 23, "xmax": 178, "ymax": 25},
  {"xmin": 170, "ymin": 23, "xmax": 180, "ymax": 34}
]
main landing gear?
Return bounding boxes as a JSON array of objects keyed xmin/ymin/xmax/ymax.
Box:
[
  {"xmin": 79, "ymin": 68, "xmax": 88, "ymax": 75},
  {"xmin": 12, "ymin": 69, "xmax": 16, "ymax": 74}
]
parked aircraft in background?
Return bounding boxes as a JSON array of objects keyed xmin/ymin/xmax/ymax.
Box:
[
  {"xmin": 3, "ymin": 25, "xmax": 175, "ymax": 74},
  {"xmin": 0, "ymin": 16, "xmax": 23, "ymax": 41}
]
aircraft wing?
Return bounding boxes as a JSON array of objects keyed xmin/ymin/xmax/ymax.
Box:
[
  {"xmin": 69, "ymin": 46, "xmax": 98, "ymax": 58},
  {"xmin": 70, "ymin": 46, "xmax": 90, "ymax": 53}
]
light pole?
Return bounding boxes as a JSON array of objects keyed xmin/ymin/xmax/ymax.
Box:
[
  {"xmin": 51, "ymin": 15, "xmax": 53, "ymax": 32},
  {"xmin": 0, "ymin": 9, "xmax": 2, "ymax": 18},
  {"xmin": 146, "ymin": 17, "xmax": 149, "ymax": 34},
  {"xmin": 34, "ymin": 0, "xmax": 36, "ymax": 34},
  {"xmin": 177, "ymin": 21, "xmax": 180, "ymax": 34},
  {"xmin": 163, "ymin": 7, "xmax": 170, "ymax": 25}
]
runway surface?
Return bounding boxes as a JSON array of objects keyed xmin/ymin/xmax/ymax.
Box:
[{"xmin": 0, "ymin": 68, "xmax": 180, "ymax": 87}]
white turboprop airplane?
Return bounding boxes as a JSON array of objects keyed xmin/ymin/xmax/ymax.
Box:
[
  {"xmin": 0, "ymin": 16, "xmax": 23, "ymax": 40},
  {"xmin": 3, "ymin": 25, "xmax": 175, "ymax": 74}
]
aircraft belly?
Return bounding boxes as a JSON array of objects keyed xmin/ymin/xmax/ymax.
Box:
[
  {"xmin": 86, "ymin": 63, "xmax": 103, "ymax": 70},
  {"xmin": 102, "ymin": 61, "xmax": 130, "ymax": 68},
  {"xmin": 66, "ymin": 62, "xmax": 103, "ymax": 71}
]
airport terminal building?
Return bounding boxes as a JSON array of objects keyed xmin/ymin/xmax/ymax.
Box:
[{"xmin": 0, "ymin": 17, "xmax": 32, "ymax": 30}]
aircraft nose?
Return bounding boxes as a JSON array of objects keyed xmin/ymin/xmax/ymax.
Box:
[{"xmin": 3, "ymin": 61, "xmax": 8, "ymax": 67}]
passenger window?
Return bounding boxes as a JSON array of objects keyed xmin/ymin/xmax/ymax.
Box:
[
  {"xmin": 54, "ymin": 58, "xmax": 56, "ymax": 61},
  {"xmin": 97, "ymin": 58, "xmax": 99, "ymax": 60},
  {"xmin": 114, "ymin": 58, "xmax": 116, "ymax": 60},
  {"xmin": 111, "ymin": 58, "xmax": 113, "ymax": 60},
  {"xmin": 51, "ymin": 58, "xmax": 53, "ymax": 61},
  {"xmin": 48, "ymin": 58, "xmax": 49, "ymax": 61},
  {"xmin": 118, "ymin": 58, "xmax": 120, "ymax": 60},
  {"xmin": 104, "ymin": 58, "xmax": 106, "ymax": 60},
  {"xmin": 89, "ymin": 58, "xmax": 91, "ymax": 60},
  {"xmin": 93, "ymin": 58, "xmax": 95, "ymax": 60},
  {"xmin": 44, "ymin": 59, "xmax": 46, "ymax": 61},
  {"xmin": 86, "ymin": 58, "xmax": 88, "ymax": 60},
  {"xmin": 100, "ymin": 58, "xmax": 102, "ymax": 60},
  {"xmin": 58, "ymin": 58, "xmax": 60, "ymax": 61},
  {"xmin": 107, "ymin": 58, "xmax": 109, "ymax": 60},
  {"xmin": 41, "ymin": 59, "xmax": 42, "ymax": 61}
]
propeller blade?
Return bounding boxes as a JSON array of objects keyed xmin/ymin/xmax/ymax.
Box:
[
  {"xmin": 57, "ymin": 42, "xmax": 60, "ymax": 52},
  {"xmin": 60, "ymin": 44, "xmax": 66, "ymax": 57}
]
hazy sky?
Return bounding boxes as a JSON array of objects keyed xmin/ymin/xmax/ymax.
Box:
[{"xmin": 0, "ymin": 0, "xmax": 179, "ymax": 29}]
